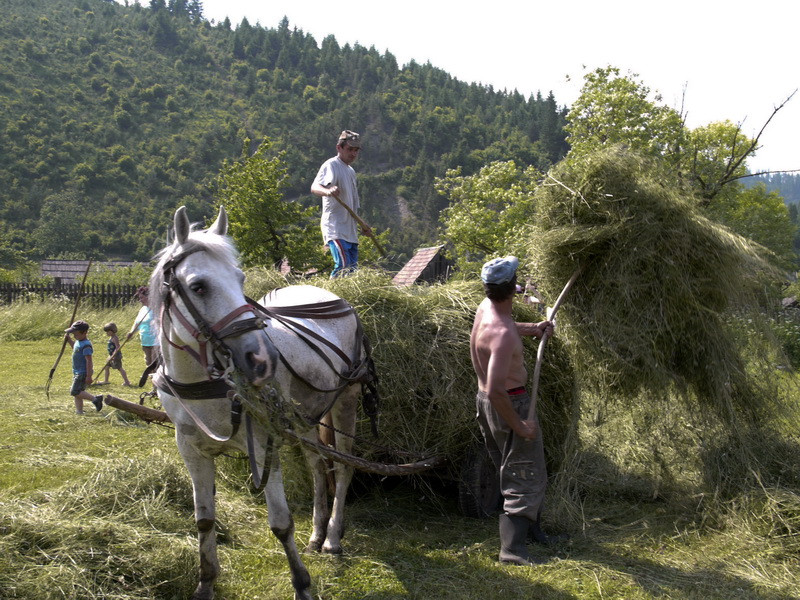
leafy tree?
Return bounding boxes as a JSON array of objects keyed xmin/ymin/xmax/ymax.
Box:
[
  {"xmin": 705, "ymin": 183, "xmax": 797, "ymax": 267},
  {"xmin": 437, "ymin": 161, "xmax": 540, "ymax": 271},
  {"xmin": 215, "ymin": 139, "xmax": 323, "ymax": 271},
  {"xmin": 565, "ymin": 66, "xmax": 684, "ymax": 165},
  {"xmin": 686, "ymin": 121, "xmax": 755, "ymax": 202},
  {"xmin": 33, "ymin": 191, "xmax": 101, "ymax": 259}
]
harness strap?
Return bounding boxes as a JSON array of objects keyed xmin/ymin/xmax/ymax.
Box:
[
  {"xmin": 138, "ymin": 356, "xmax": 160, "ymax": 387},
  {"xmin": 162, "ymin": 302, "xmax": 207, "ymax": 369},
  {"xmin": 248, "ymin": 298, "xmax": 370, "ymax": 397},
  {"xmin": 249, "ymin": 298, "xmax": 354, "ymax": 365},
  {"xmin": 211, "ymin": 304, "xmax": 257, "ymax": 335},
  {"xmin": 265, "ymin": 300, "xmax": 355, "ymax": 320},
  {"xmin": 245, "ymin": 412, "xmax": 273, "ymax": 491},
  {"xmin": 157, "ymin": 372, "xmax": 234, "ymax": 400},
  {"xmin": 152, "ymin": 369, "xmax": 242, "ymax": 443}
]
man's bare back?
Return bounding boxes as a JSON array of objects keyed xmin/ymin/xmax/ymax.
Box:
[{"xmin": 470, "ymin": 298, "xmax": 528, "ymax": 393}]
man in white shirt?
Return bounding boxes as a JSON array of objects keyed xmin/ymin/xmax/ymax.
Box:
[{"xmin": 311, "ymin": 130, "xmax": 372, "ymax": 277}]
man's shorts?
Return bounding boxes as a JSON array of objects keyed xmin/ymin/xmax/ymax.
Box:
[{"xmin": 70, "ymin": 373, "xmax": 87, "ymax": 396}]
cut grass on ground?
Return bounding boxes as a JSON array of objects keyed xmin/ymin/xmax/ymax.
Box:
[{"xmin": 0, "ymin": 337, "xmax": 798, "ymax": 599}]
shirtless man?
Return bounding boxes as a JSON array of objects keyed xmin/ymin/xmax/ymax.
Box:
[{"xmin": 470, "ymin": 255, "xmax": 563, "ymax": 566}]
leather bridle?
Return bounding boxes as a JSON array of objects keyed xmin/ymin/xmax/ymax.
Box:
[
  {"xmin": 159, "ymin": 244, "xmax": 268, "ymax": 379},
  {"xmin": 151, "ymin": 243, "xmax": 379, "ymax": 489}
]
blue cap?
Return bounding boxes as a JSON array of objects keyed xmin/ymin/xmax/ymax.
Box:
[{"xmin": 480, "ymin": 256, "xmax": 519, "ymax": 284}]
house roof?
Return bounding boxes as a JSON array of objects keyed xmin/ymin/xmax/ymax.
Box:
[
  {"xmin": 41, "ymin": 259, "xmax": 143, "ymax": 282},
  {"xmin": 392, "ymin": 245, "xmax": 446, "ymax": 287}
]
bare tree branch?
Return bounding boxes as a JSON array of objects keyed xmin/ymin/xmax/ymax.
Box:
[
  {"xmin": 719, "ymin": 90, "xmax": 798, "ymax": 188},
  {"xmin": 726, "ymin": 168, "xmax": 800, "ymax": 183}
]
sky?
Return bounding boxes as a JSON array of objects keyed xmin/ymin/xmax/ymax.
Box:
[{"xmin": 175, "ymin": 0, "xmax": 798, "ymax": 173}]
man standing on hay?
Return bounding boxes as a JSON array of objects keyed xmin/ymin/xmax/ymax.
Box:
[
  {"xmin": 471, "ymin": 256, "xmax": 566, "ymax": 566},
  {"xmin": 311, "ymin": 129, "xmax": 372, "ymax": 278}
]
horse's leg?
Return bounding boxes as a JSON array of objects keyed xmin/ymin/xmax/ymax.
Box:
[
  {"xmin": 321, "ymin": 387, "xmax": 358, "ymax": 554},
  {"xmin": 177, "ymin": 439, "xmax": 219, "ymax": 600},
  {"xmin": 301, "ymin": 424, "xmax": 331, "ymax": 553},
  {"xmin": 265, "ymin": 451, "xmax": 313, "ymax": 600}
]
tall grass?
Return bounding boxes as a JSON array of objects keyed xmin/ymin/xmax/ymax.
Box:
[{"xmin": 0, "ymin": 296, "xmax": 138, "ymax": 342}]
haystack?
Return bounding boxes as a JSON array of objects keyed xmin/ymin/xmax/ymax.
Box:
[{"xmin": 526, "ymin": 147, "xmax": 777, "ymax": 423}]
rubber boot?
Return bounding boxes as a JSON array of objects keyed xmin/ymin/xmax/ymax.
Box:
[
  {"xmin": 528, "ymin": 512, "xmax": 569, "ymax": 546},
  {"xmin": 499, "ymin": 514, "xmax": 543, "ymax": 566}
]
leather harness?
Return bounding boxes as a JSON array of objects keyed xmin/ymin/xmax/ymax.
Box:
[{"xmin": 150, "ymin": 243, "xmax": 379, "ymax": 489}]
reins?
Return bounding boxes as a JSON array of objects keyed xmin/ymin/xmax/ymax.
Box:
[{"xmin": 152, "ymin": 242, "xmax": 382, "ymax": 487}]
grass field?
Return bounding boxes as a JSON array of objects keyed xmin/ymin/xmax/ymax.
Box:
[{"xmin": 1, "ymin": 325, "xmax": 799, "ymax": 598}]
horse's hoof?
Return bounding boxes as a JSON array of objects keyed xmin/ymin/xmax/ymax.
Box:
[
  {"xmin": 321, "ymin": 543, "xmax": 343, "ymax": 555},
  {"xmin": 305, "ymin": 540, "xmax": 323, "ymax": 553},
  {"xmin": 191, "ymin": 582, "xmax": 214, "ymax": 600}
]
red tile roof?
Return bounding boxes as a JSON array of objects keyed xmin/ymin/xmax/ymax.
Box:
[{"xmin": 392, "ymin": 245, "xmax": 446, "ymax": 287}]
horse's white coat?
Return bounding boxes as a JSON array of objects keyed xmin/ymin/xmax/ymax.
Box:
[{"xmin": 152, "ymin": 207, "xmax": 360, "ymax": 600}]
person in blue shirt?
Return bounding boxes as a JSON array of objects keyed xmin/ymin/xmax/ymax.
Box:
[
  {"xmin": 64, "ymin": 320, "xmax": 104, "ymax": 415},
  {"xmin": 126, "ymin": 286, "xmax": 160, "ymax": 367}
]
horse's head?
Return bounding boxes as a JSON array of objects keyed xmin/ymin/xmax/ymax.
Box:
[{"xmin": 150, "ymin": 206, "xmax": 277, "ymax": 387}]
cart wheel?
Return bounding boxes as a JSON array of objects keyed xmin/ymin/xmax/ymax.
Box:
[{"xmin": 458, "ymin": 443, "xmax": 501, "ymax": 518}]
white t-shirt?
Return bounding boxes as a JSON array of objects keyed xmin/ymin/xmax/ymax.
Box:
[{"xmin": 313, "ymin": 156, "xmax": 360, "ymax": 244}]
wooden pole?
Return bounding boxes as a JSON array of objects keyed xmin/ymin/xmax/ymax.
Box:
[
  {"xmin": 45, "ymin": 259, "xmax": 93, "ymax": 399},
  {"xmin": 331, "ymin": 195, "xmax": 386, "ymax": 257},
  {"xmin": 104, "ymin": 394, "xmax": 172, "ymax": 423},
  {"xmin": 526, "ymin": 266, "xmax": 582, "ymax": 422}
]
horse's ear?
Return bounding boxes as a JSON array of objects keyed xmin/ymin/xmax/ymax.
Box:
[
  {"xmin": 208, "ymin": 205, "xmax": 228, "ymax": 236},
  {"xmin": 174, "ymin": 206, "xmax": 190, "ymax": 245}
]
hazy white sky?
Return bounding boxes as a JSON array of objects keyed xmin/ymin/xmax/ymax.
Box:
[{"xmin": 184, "ymin": 0, "xmax": 798, "ymax": 172}]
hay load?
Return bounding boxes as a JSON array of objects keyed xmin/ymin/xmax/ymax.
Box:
[
  {"xmin": 527, "ymin": 147, "xmax": 776, "ymax": 422},
  {"xmin": 245, "ymin": 270, "xmax": 576, "ymax": 479}
]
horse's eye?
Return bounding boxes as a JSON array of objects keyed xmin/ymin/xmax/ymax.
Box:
[{"xmin": 190, "ymin": 281, "xmax": 206, "ymax": 296}]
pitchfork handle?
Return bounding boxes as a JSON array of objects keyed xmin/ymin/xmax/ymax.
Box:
[{"xmin": 526, "ymin": 266, "xmax": 582, "ymax": 422}]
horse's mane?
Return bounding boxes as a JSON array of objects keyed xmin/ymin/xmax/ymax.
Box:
[{"xmin": 148, "ymin": 224, "xmax": 240, "ymax": 330}]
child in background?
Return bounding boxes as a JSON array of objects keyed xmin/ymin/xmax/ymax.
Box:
[
  {"xmin": 127, "ymin": 286, "xmax": 160, "ymax": 366},
  {"xmin": 64, "ymin": 320, "xmax": 104, "ymax": 415},
  {"xmin": 101, "ymin": 322, "xmax": 131, "ymax": 386}
]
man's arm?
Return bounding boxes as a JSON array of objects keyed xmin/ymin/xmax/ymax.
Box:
[
  {"xmin": 311, "ymin": 182, "xmax": 338, "ymax": 198},
  {"xmin": 64, "ymin": 333, "xmax": 75, "ymax": 348},
  {"xmin": 515, "ymin": 320, "xmax": 554, "ymax": 339}
]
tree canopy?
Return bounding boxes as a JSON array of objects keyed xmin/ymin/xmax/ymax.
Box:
[{"xmin": 215, "ymin": 139, "xmax": 324, "ymax": 272}]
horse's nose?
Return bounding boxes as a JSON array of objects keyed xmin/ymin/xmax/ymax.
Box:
[{"xmin": 247, "ymin": 350, "xmax": 269, "ymax": 381}]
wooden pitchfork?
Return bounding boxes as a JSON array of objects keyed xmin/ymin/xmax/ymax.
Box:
[
  {"xmin": 45, "ymin": 260, "xmax": 93, "ymax": 399},
  {"xmin": 331, "ymin": 194, "xmax": 386, "ymax": 257},
  {"xmin": 526, "ymin": 266, "xmax": 582, "ymax": 422}
]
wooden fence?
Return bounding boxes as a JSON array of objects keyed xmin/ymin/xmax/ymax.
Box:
[{"xmin": 0, "ymin": 283, "xmax": 140, "ymax": 308}]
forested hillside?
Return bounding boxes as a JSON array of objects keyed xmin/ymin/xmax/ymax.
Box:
[
  {"xmin": 749, "ymin": 172, "xmax": 800, "ymax": 205},
  {"xmin": 0, "ymin": 0, "xmax": 569, "ymax": 263}
]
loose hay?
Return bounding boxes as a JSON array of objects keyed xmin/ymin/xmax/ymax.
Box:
[
  {"xmin": 0, "ymin": 452, "xmax": 199, "ymax": 599},
  {"xmin": 246, "ymin": 269, "xmax": 577, "ymax": 481},
  {"xmin": 526, "ymin": 147, "xmax": 796, "ymax": 505},
  {"xmin": 528, "ymin": 147, "xmax": 777, "ymax": 420}
]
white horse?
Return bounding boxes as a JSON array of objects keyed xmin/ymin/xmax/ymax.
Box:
[{"xmin": 150, "ymin": 206, "xmax": 374, "ymax": 600}]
